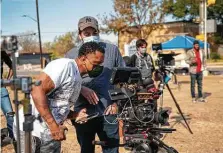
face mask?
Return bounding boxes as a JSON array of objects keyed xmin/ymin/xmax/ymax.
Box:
[
  {"xmin": 83, "ymin": 36, "xmax": 100, "ymax": 43},
  {"xmin": 87, "ymin": 65, "xmax": 104, "ymax": 78},
  {"xmin": 140, "ymin": 48, "xmax": 147, "ymax": 54}
]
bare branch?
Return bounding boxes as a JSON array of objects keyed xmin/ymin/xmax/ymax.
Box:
[{"xmin": 99, "ymin": 0, "xmax": 165, "ymax": 39}]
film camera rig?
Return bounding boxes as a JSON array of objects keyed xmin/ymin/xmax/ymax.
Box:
[
  {"xmin": 94, "ymin": 66, "xmax": 193, "ymax": 152},
  {"xmin": 97, "ymin": 67, "xmax": 179, "ymax": 153}
]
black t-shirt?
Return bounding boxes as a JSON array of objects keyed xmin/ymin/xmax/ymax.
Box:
[{"xmin": 1, "ymin": 51, "xmax": 12, "ymax": 79}]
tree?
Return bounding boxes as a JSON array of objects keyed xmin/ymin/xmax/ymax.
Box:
[
  {"xmin": 164, "ymin": 0, "xmax": 223, "ymax": 23},
  {"xmin": 99, "ymin": 0, "xmax": 166, "ymax": 39},
  {"xmin": 207, "ymin": 0, "xmax": 223, "ymax": 24},
  {"xmin": 18, "ymin": 31, "xmax": 39, "ymax": 53},
  {"xmin": 46, "ymin": 32, "xmax": 77, "ymax": 59},
  {"xmin": 43, "ymin": 42, "xmax": 52, "ymax": 52},
  {"xmin": 163, "ymin": 0, "xmax": 200, "ymax": 21}
]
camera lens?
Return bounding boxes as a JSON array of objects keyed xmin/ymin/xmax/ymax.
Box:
[{"xmin": 154, "ymin": 110, "xmax": 169, "ymax": 125}]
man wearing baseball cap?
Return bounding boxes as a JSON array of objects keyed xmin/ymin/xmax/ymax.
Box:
[
  {"xmin": 186, "ymin": 40, "xmax": 207, "ymax": 103},
  {"xmin": 65, "ymin": 16, "xmax": 125, "ymax": 153},
  {"xmin": 66, "ymin": 16, "xmax": 100, "ymax": 58}
]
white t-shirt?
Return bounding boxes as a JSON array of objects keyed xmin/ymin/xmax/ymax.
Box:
[{"xmin": 14, "ymin": 58, "xmax": 82, "ymax": 140}]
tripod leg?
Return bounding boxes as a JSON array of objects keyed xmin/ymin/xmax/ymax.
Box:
[
  {"xmin": 25, "ymin": 132, "xmax": 32, "ymax": 153},
  {"xmin": 166, "ymin": 84, "xmax": 193, "ymax": 134},
  {"xmin": 12, "ymin": 52, "xmax": 21, "ymax": 153},
  {"xmin": 173, "ymin": 74, "xmax": 178, "ymax": 85}
]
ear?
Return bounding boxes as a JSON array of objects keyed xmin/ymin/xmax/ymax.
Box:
[
  {"xmin": 79, "ymin": 55, "xmax": 87, "ymax": 62},
  {"xmin": 78, "ymin": 34, "xmax": 83, "ymax": 41}
]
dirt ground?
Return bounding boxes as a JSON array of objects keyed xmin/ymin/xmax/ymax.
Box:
[{"xmin": 1, "ymin": 75, "xmax": 223, "ymax": 153}]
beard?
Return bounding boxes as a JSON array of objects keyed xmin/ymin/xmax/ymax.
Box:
[{"xmin": 194, "ymin": 47, "xmax": 200, "ymax": 51}]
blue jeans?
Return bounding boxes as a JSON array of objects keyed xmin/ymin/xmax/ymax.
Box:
[
  {"xmin": 1, "ymin": 87, "xmax": 14, "ymax": 139},
  {"xmin": 190, "ymin": 72, "xmax": 203, "ymax": 98},
  {"xmin": 73, "ymin": 115, "xmax": 119, "ymax": 153}
]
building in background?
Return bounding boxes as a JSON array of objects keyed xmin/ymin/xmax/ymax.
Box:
[
  {"xmin": 17, "ymin": 52, "xmax": 51, "ymax": 65},
  {"xmin": 118, "ymin": 21, "xmax": 199, "ymax": 56}
]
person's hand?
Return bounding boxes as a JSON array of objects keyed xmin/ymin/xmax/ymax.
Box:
[
  {"xmin": 153, "ymin": 71, "xmax": 161, "ymax": 81},
  {"xmin": 7, "ymin": 69, "xmax": 13, "ymax": 80},
  {"xmin": 50, "ymin": 125, "xmax": 68, "ymax": 141},
  {"xmin": 104, "ymin": 103, "xmax": 118, "ymax": 115},
  {"xmin": 191, "ymin": 58, "xmax": 197, "ymax": 64},
  {"xmin": 81, "ymin": 86, "xmax": 99, "ymax": 105},
  {"xmin": 75, "ymin": 108, "xmax": 88, "ymax": 124},
  {"xmin": 128, "ymin": 84, "xmax": 137, "ymax": 92}
]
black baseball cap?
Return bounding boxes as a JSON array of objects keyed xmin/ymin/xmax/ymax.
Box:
[{"xmin": 193, "ymin": 40, "xmax": 199, "ymax": 45}]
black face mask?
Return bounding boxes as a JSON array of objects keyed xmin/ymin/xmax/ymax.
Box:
[{"xmin": 87, "ymin": 65, "xmax": 104, "ymax": 78}]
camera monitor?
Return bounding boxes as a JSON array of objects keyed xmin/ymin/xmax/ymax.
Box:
[
  {"xmin": 152, "ymin": 43, "xmax": 162, "ymax": 51},
  {"xmin": 158, "ymin": 53, "xmax": 175, "ymax": 66},
  {"xmin": 110, "ymin": 67, "xmax": 141, "ymax": 85}
]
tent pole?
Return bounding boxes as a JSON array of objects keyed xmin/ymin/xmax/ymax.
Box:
[{"xmin": 204, "ymin": 0, "xmax": 208, "ymax": 59}]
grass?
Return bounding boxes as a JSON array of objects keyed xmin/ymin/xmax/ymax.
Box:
[{"xmin": 207, "ymin": 59, "xmax": 223, "ymax": 63}]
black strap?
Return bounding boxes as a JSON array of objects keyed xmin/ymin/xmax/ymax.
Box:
[{"xmin": 130, "ymin": 54, "xmax": 137, "ymax": 67}]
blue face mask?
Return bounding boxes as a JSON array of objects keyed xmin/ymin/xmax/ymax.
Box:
[{"xmin": 83, "ymin": 36, "xmax": 100, "ymax": 43}]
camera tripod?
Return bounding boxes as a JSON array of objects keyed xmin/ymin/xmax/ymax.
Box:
[
  {"xmin": 156, "ymin": 68, "xmax": 193, "ymax": 134},
  {"xmin": 1, "ymin": 35, "xmax": 41, "ymax": 153}
]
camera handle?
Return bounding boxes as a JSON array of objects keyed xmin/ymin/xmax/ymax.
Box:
[{"xmin": 147, "ymin": 132, "xmax": 179, "ymax": 153}]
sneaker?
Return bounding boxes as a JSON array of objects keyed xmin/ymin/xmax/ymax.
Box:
[
  {"xmin": 1, "ymin": 136, "xmax": 13, "ymax": 146},
  {"xmin": 198, "ymin": 98, "xmax": 207, "ymax": 102},
  {"xmin": 192, "ymin": 98, "xmax": 196, "ymax": 103}
]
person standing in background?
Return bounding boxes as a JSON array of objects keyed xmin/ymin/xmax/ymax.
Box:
[
  {"xmin": 1, "ymin": 49, "xmax": 17, "ymax": 151},
  {"xmin": 186, "ymin": 40, "xmax": 207, "ymax": 103}
]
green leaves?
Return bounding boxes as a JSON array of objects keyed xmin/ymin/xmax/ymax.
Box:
[
  {"xmin": 164, "ymin": 0, "xmax": 199, "ymax": 20},
  {"xmin": 164, "ymin": 0, "xmax": 223, "ymax": 23},
  {"xmin": 44, "ymin": 32, "xmax": 77, "ymax": 59},
  {"xmin": 207, "ymin": 0, "xmax": 223, "ymax": 24}
]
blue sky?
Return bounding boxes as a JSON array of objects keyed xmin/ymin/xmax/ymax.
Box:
[
  {"xmin": 1, "ymin": 0, "xmax": 175, "ymax": 43},
  {"xmin": 1, "ymin": 0, "xmax": 117, "ymax": 43}
]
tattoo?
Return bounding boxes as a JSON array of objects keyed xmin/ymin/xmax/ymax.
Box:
[
  {"xmin": 42, "ymin": 113, "xmax": 53, "ymax": 120},
  {"xmin": 52, "ymin": 132, "xmax": 60, "ymax": 137},
  {"xmin": 47, "ymin": 119, "xmax": 55, "ymax": 125},
  {"xmin": 35, "ymin": 102, "xmax": 49, "ymax": 107},
  {"xmin": 41, "ymin": 112, "xmax": 55, "ymax": 125},
  {"xmin": 31, "ymin": 72, "xmax": 57, "ymax": 127}
]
